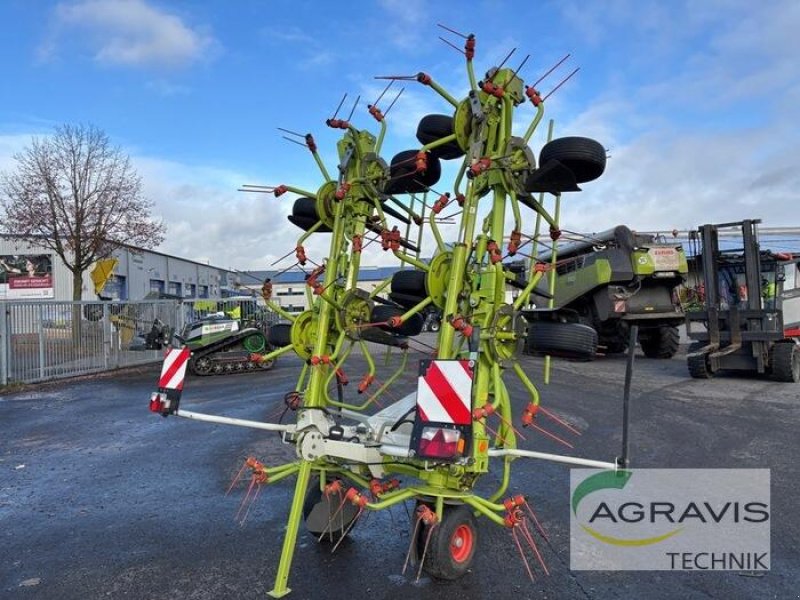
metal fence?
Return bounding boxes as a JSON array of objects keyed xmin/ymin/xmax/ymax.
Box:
[
  {"xmin": 0, "ymin": 298, "xmax": 428, "ymax": 386},
  {"xmin": 0, "ymin": 300, "xmax": 188, "ymax": 385}
]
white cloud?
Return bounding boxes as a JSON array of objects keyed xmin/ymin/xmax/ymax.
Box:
[
  {"xmin": 547, "ymin": 0, "xmax": 800, "ymax": 235},
  {"xmin": 133, "ymin": 156, "xmax": 331, "ymax": 271},
  {"xmin": 41, "ymin": 0, "xmax": 217, "ymax": 68}
]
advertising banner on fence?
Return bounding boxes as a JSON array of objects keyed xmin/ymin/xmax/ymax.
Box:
[
  {"xmin": 570, "ymin": 468, "xmax": 770, "ymax": 571},
  {"xmin": 0, "ymin": 254, "xmax": 54, "ymax": 299}
]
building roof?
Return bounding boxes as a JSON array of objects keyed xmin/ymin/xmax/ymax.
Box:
[
  {"xmin": 0, "ymin": 233, "xmax": 235, "ymax": 274},
  {"xmin": 241, "ymin": 265, "xmax": 409, "ymax": 285}
]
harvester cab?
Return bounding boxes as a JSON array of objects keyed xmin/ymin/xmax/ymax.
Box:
[{"xmin": 530, "ymin": 225, "xmax": 688, "ymax": 358}]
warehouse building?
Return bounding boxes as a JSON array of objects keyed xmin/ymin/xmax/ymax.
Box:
[
  {"xmin": 0, "ymin": 234, "xmax": 237, "ymax": 302},
  {"xmin": 238, "ymin": 266, "xmax": 403, "ymax": 314}
]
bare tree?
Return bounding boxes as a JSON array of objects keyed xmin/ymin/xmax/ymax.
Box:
[{"xmin": 0, "ymin": 124, "xmax": 165, "ymax": 302}]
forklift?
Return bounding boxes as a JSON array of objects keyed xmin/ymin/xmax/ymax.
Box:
[{"xmin": 686, "ymin": 219, "xmax": 800, "ymax": 381}]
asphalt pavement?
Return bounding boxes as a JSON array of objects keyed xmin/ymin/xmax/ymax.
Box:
[{"xmin": 1, "ymin": 341, "xmax": 798, "ymax": 600}]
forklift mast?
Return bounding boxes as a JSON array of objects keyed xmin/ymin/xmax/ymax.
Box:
[
  {"xmin": 687, "ymin": 218, "xmax": 800, "ymax": 380},
  {"xmin": 699, "ymin": 219, "xmax": 763, "ymax": 312}
]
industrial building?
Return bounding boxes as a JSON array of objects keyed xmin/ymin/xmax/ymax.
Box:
[
  {"xmin": 0, "ymin": 234, "xmax": 237, "ymax": 302},
  {"xmin": 238, "ymin": 266, "xmax": 403, "ymax": 314}
]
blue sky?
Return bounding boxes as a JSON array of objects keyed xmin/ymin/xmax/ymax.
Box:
[{"xmin": 1, "ymin": 0, "xmax": 798, "ymax": 269}]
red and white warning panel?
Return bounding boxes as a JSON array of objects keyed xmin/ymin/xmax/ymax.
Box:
[
  {"xmin": 412, "ymin": 359, "xmax": 474, "ymax": 460},
  {"xmin": 149, "ymin": 347, "xmax": 190, "ymax": 417}
]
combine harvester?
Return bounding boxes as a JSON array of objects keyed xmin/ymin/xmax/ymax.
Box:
[{"xmin": 150, "ymin": 27, "xmax": 633, "ymax": 597}]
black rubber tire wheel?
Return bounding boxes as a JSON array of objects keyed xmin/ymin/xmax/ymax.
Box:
[
  {"xmin": 428, "ymin": 319, "xmax": 441, "ymax": 333},
  {"xmin": 416, "ymin": 114, "xmax": 465, "ymax": 160},
  {"xmin": 371, "ymin": 305, "xmax": 424, "ymax": 337},
  {"xmin": 83, "ymin": 304, "xmax": 104, "ymax": 321},
  {"xmin": 526, "ymin": 321, "xmax": 597, "ymax": 360},
  {"xmin": 287, "ymin": 214, "xmax": 332, "ymax": 233},
  {"xmin": 420, "ymin": 504, "xmax": 478, "ymax": 580},
  {"xmin": 388, "ymin": 292, "xmax": 425, "ymax": 309},
  {"xmin": 770, "ymin": 342, "xmax": 800, "ymax": 383},
  {"xmin": 539, "ymin": 136, "xmax": 606, "ymax": 184},
  {"xmin": 292, "ymin": 197, "xmax": 318, "ymax": 219},
  {"xmin": 391, "ymin": 269, "xmax": 427, "ymax": 297},
  {"xmin": 267, "ymin": 323, "xmax": 292, "ymax": 347},
  {"xmin": 243, "ymin": 331, "xmax": 267, "ymax": 353},
  {"xmin": 687, "ymin": 342, "xmax": 713, "ymax": 379},
  {"xmin": 385, "ymin": 150, "xmax": 442, "ymax": 194},
  {"xmin": 288, "ymin": 198, "xmax": 332, "ymax": 233},
  {"xmin": 303, "ymin": 480, "xmax": 359, "ymax": 540},
  {"xmin": 639, "ymin": 326, "xmax": 680, "ymax": 359},
  {"xmin": 601, "ymin": 334, "xmax": 628, "ymax": 354}
]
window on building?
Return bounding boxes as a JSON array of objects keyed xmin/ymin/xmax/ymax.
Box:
[
  {"xmin": 99, "ymin": 274, "xmax": 127, "ymax": 300},
  {"xmin": 198, "ymin": 285, "xmax": 209, "ymax": 298},
  {"xmin": 185, "ymin": 283, "xmax": 196, "ymax": 298},
  {"xmin": 150, "ymin": 279, "xmax": 165, "ymax": 294},
  {"xmin": 168, "ymin": 282, "xmax": 181, "ymax": 296}
]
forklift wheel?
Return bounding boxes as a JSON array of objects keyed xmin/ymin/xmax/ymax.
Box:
[
  {"xmin": 687, "ymin": 343, "xmax": 713, "ymax": 379},
  {"xmin": 303, "ymin": 481, "xmax": 359, "ymax": 540},
  {"xmin": 639, "ymin": 325, "xmax": 680, "ymax": 359},
  {"xmin": 418, "ymin": 504, "xmax": 478, "ymax": 580},
  {"xmin": 770, "ymin": 342, "xmax": 800, "ymax": 383}
]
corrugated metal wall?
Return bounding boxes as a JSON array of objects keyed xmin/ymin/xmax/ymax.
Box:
[{"xmin": 0, "ymin": 236, "xmax": 236, "ymax": 301}]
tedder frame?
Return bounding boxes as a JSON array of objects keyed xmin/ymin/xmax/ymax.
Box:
[{"xmin": 151, "ymin": 27, "xmax": 629, "ymax": 597}]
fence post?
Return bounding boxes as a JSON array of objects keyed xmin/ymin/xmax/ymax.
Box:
[
  {"xmin": 102, "ymin": 303, "xmax": 110, "ymax": 369},
  {"xmin": 38, "ymin": 304, "xmax": 46, "ymax": 381},
  {"xmin": 0, "ymin": 303, "xmax": 7, "ymax": 386}
]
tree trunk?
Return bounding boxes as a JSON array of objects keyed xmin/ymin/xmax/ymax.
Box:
[{"xmin": 72, "ymin": 270, "xmax": 83, "ymax": 345}]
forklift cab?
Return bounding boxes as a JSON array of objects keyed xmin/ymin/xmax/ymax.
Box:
[{"xmin": 686, "ymin": 219, "xmax": 800, "ymax": 381}]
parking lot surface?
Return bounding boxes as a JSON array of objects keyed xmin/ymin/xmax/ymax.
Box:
[{"xmin": 1, "ymin": 344, "xmax": 798, "ymax": 600}]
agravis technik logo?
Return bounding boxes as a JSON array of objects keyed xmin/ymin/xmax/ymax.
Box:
[{"xmin": 570, "ymin": 469, "xmax": 770, "ymax": 571}]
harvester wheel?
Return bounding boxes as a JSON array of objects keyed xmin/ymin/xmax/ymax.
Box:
[
  {"xmin": 420, "ymin": 504, "xmax": 478, "ymax": 580},
  {"xmin": 539, "ymin": 136, "xmax": 606, "ymax": 184},
  {"xmin": 526, "ymin": 321, "xmax": 597, "ymax": 360},
  {"xmin": 416, "ymin": 114, "xmax": 465, "ymax": 160},
  {"xmin": 385, "ymin": 150, "xmax": 442, "ymax": 194},
  {"xmin": 303, "ymin": 480, "xmax": 359, "ymax": 540},
  {"xmin": 687, "ymin": 342, "xmax": 713, "ymax": 379},
  {"xmin": 770, "ymin": 342, "xmax": 800, "ymax": 383},
  {"xmin": 639, "ymin": 325, "xmax": 680, "ymax": 359}
]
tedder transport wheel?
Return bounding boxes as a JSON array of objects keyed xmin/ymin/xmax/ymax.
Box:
[
  {"xmin": 268, "ymin": 323, "xmax": 292, "ymax": 347},
  {"xmin": 639, "ymin": 325, "xmax": 680, "ymax": 359},
  {"xmin": 770, "ymin": 342, "xmax": 800, "ymax": 383},
  {"xmin": 687, "ymin": 342, "xmax": 713, "ymax": 379},
  {"xmin": 416, "ymin": 114, "xmax": 465, "ymax": 160},
  {"xmin": 419, "ymin": 504, "xmax": 478, "ymax": 580},
  {"xmin": 371, "ymin": 305, "xmax": 424, "ymax": 337},
  {"xmin": 538, "ymin": 136, "xmax": 606, "ymax": 184},
  {"xmin": 385, "ymin": 150, "xmax": 442, "ymax": 195},
  {"xmin": 303, "ymin": 481, "xmax": 359, "ymax": 540},
  {"xmin": 526, "ymin": 321, "xmax": 597, "ymax": 360}
]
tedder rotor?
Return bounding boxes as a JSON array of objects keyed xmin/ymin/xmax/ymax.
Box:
[{"xmin": 150, "ymin": 27, "xmax": 631, "ymax": 597}]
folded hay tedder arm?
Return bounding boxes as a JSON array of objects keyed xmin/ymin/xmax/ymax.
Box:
[{"xmin": 150, "ymin": 28, "xmax": 629, "ymax": 597}]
